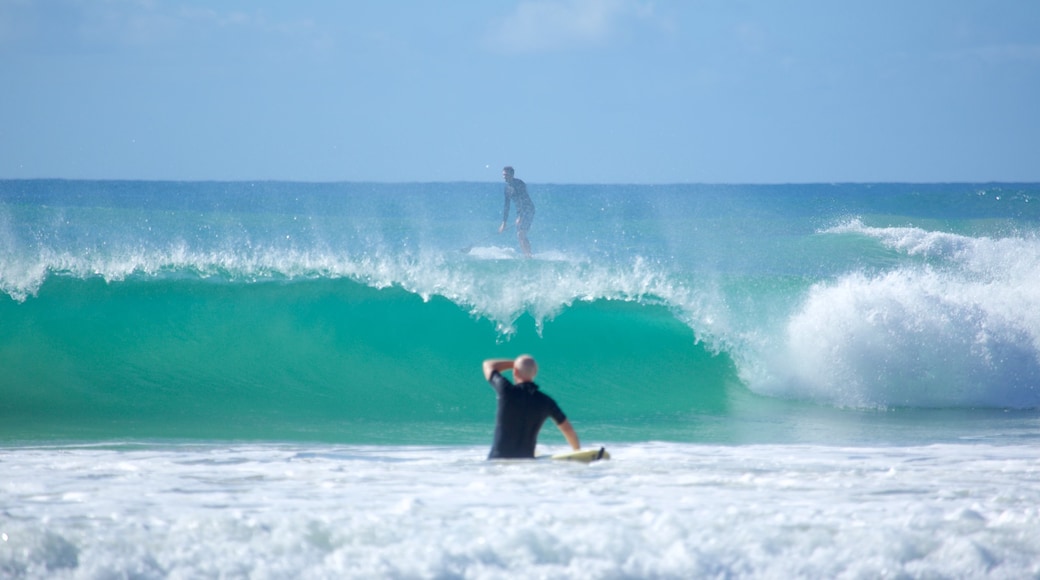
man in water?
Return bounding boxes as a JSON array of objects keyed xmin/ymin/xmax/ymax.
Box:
[
  {"xmin": 499, "ymin": 166, "xmax": 535, "ymax": 258},
  {"xmin": 482, "ymin": 354, "xmax": 580, "ymax": 459}
]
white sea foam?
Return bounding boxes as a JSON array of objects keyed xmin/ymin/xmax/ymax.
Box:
[
  {"xmin": 1, "ymin": 442, "xmax": 1038, "ymax": 578},
  {"xmin": 756, "ymin": 221, "xmax": 1040, "ymax": 408}
]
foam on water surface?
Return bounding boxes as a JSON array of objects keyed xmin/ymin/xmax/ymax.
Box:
[{"xmin": 2, "ymin": 442, "xmax": 1038, "ymax": 578}]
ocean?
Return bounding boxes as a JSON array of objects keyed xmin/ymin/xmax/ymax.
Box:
[{"xmin": 1, "ymin": 179, "xmax": 1039, "ymax": 578}]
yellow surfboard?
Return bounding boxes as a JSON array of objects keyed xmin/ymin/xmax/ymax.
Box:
[{"xmin": 550, "ymin": 447, "xmax": 610, "ymax": 462}]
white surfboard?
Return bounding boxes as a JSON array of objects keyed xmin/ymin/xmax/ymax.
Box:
[{"xmin": 549, "ymin": 447, "xmax": 610, "ymax": 462}]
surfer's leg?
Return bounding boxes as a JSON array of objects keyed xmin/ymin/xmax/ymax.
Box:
[
  {"xmin": 517, "ymin": 229, "xmax": 532, "ymax": 258},
  {"xmin": 517, "ymin": 212, "xmax": 534, "ymax": 258}
]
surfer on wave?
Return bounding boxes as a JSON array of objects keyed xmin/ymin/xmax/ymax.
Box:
[
  {"xmin": 482, "ymin": 355, "xmax": 580, "ymax": 459},
  {"xmin": 499, "ymin": 166, "xmax": 534, "ymax": 258}
]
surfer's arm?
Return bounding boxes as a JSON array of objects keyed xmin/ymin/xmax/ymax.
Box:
[
  {"xmin": 483, "ymin": 359, "xmax": 514, "ymax": 381},
  {"xmin": 500, "ymin": 190, "xmax": 511, "ymax": 231},
  {"xmin": 557, "ymin": 419, "xmax": 580, "ymax": 450}
]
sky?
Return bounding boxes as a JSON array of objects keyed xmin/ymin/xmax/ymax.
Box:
[{"xmin": 1, "ymin": 0, "xmax": 1038, "ymax": 183}]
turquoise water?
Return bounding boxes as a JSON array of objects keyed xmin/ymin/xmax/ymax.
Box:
[
  {"xmin": 2, "ymin": 180, "xmax": 1039, "ymax": 443},
  {"xmin": 0, "ymin": 276, "xmax": 733, "ymax": 442},
  {"xmin": 4, "ymin": 180, "xmax": 1040, "ymax": 578}
]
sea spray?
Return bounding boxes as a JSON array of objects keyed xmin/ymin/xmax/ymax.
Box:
[{"xmin": 753, "ymin": 220, "xmax": 1040, "ymax": 408}]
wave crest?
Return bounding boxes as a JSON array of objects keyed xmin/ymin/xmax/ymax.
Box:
[{"xmin": 758, "ymin": 223, "xmax": 1040, "ymax": 409}]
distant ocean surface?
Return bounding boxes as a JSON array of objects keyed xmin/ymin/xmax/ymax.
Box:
[{"xmin": 2, "ymin": 180, "xmax": 1039, "ymax": 578}]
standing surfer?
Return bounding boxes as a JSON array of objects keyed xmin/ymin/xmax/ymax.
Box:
[
  {"xmin": 499, "ymin": 166, "xmax": 535, "ymax": 258},
  {"xmin": 482, "ymin": 355, "xmax": 580, "ymax": 459}
]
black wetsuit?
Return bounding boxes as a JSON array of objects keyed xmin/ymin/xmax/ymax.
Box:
[
  {"xmin": 487, "ymin": 370, "xmax": 566, "ymax": 459},
  {"xmin": 503, "ymin": 178, "xmax": 535, "ymax": 232}
]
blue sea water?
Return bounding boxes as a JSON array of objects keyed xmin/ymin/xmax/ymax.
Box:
[{"xmin": 2, "ymin": 180, "xmax": 1039, "ymax": 577}]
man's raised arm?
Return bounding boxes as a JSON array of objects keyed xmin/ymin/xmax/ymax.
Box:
[{"xmin": 483, "ymin": 359, "xmax": 514, "ymax": 381}]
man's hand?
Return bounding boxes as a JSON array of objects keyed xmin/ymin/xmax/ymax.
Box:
[
  {"xmin": 558, "ymin": 419, "xmax": 581, "ymax": 450},
  {"xmin": 498, "ymin": 221, "xmax": 507, "ymax": 233},
  {"xmin": 483, "ymin": 358, "xmax": 514, "ymax": 381}
]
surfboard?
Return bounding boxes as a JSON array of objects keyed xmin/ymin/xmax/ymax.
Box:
[{"xmin": 550, "ymin": 447, "xmax": 610, "ymax": 463}]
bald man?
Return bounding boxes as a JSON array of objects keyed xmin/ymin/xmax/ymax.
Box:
[{"xmin": 482, "ymin": 355, "xmax": 580, "ymax": 459}]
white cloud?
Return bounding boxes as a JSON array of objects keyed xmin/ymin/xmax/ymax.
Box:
[{"xmin": 487, "ymin": 0, "xmax": 660, "ymax": 54}]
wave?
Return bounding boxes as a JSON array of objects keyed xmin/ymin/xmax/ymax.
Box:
[
  {"xmin": 4, "ymin": 221, "xmax": 1039, "ymax": 420},
  {"xmin": 0, "ymin": 239, "xmax": 714, "ymax": 336},
  {"xmin": 746, "ymin": 220, "xmax": 1040, "ymax": 409},
  {"xmin": 0, "ymin": 274, "xmax": 734, "ymax": 442},
  {"xmin": 5, "ymin": 181, "xmax": 1040, "ymax": 432}
]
